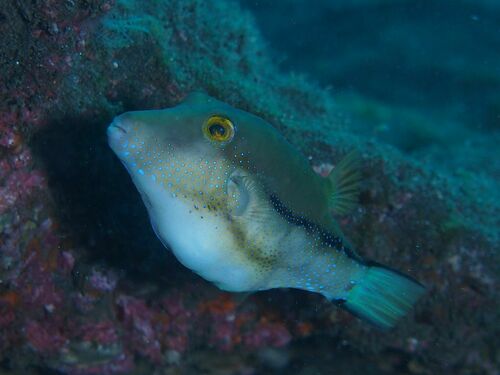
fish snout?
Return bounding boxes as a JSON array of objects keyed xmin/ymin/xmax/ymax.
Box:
[
  {"xmin": 107, "ymin": 114, "xmax": 134, "ymax": 151},
  {"xmin": 108, "ymin": 114, "xmax": 132, "ymax": 134},
  {"xmin": 109, "ymin": 120, "xmax": 128, "ymax": 134}
]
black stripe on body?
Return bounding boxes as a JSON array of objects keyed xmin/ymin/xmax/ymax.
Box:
[{"xmin": 269, "ymin": 194, "xmax": 362, "ymax": 262}]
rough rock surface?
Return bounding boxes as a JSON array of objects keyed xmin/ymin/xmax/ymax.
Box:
[{"xmin": 0, "ymin": 0, "xmax": 498, "ymax": 374}]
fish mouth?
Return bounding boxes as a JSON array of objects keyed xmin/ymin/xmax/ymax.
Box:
[
  {"xmin": 107, "ymin": 118, "xmax": 130, "ymax": 152},
  {"xmin": 108, "ymin": 121, "xmax": 128, "ymax": 134}
]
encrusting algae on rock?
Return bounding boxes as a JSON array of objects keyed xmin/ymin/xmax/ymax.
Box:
[{"xmin": 108, "ymin": 92, "xmax": 425, "ymax": 330}]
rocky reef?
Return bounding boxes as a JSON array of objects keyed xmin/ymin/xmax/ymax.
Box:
[{"xmin": 0, "ymin": 0, "xmax": 498, "ymax": 374}]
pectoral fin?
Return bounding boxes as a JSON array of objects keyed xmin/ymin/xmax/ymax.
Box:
[{"xmin": 227, "ymin": 170, "xmax": 275, "ymax": 225}]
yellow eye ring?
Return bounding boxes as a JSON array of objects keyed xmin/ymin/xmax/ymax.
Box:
[{"xmin": 202, "ymin": 115, "xmax": 235, "ymax": 143}]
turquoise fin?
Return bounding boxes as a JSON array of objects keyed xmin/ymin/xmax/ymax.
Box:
[{"xmin": 342, "ymin": 265, "xmax": 425, "ymax": 330}]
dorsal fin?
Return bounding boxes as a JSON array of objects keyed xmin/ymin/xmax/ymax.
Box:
[{"xmin": 328, "ymin": 150, "xmax": 362, "ymax": 216}]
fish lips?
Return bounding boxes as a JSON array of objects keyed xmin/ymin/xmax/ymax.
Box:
[{"xmin": 107, "ymin": 117, "xmax": 130, "ymax": 153}]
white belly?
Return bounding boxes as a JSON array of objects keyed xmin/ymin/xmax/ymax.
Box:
[{"xmin": 136, "ymin": 175, "xmax": 259, "ymax": 292}]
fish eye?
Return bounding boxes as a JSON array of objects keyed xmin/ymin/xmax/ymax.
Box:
[{"xmin": 203, "ymin": 115, "xmax": 235, "ymax": 143}]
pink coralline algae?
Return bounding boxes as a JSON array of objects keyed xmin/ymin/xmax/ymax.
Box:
[
  {"xmin": 312, "ymin": 162, "xmax": 334, "ymax": 177},
  {"xmin": 0, "ymin": 168, "xmax": 45, "ymax": 214},
  {"xmin": 25, "ymin": 320, "xmax": 68, "ymax": 355},
  {"xmin": 243, "ymin": 320, "xmax": 292, "ymax": 349},
  {"xmin": 116, "ymin": 295, "xmax": 163, "ymax": 363},
  {"xmin": 88, "ymin": 268, "xmax": 119, "ymax": 292},
  {"xmin": 159, "ymin": 294, "xmax": 193, "ymax": 353},
  {"xmin": 198, "ymin": 294, "xmax": 293, "ymax": 352},
  {"xmin": 0, "ymin": 122, "xmax": 46, "ymax": 215},
  {"xmin": 79, "ymin": 321, "xmax": 119, "ymax": 346}
]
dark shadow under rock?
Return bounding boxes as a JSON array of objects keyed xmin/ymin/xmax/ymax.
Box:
[{"xmin": 30, "ymin": 115, "xmax": 192, "ymax": 286}]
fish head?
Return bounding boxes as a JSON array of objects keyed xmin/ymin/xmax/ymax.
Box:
[
  {"xmin": 108, "ymin": 92, "xmax": 246, "ymax": 201},
  {"xmin": 107, "ymin": 92, "xmax": 280, "ymax": 290}
]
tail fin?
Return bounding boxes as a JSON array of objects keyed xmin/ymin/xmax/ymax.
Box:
[{"xmin": 343, "ymin": 265, "xmax": 425, "ymax": 330}]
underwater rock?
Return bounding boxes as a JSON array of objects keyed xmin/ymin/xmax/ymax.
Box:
[{"xmin": 0, "ymin": 0, "xmax": 498, "ymax": 374}]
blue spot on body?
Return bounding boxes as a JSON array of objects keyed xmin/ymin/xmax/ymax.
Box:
[{"xmin": 138, "ymin": 169, "xmax": 145, "ymax": 175}]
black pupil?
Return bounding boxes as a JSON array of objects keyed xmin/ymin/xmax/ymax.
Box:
[{"xmin": 209, "ymin": 123, "xmax": 226, "ymax": 137}]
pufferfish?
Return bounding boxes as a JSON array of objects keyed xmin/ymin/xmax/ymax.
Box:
[{"xmin": 107, "ymin": 92, "xmax": 424, "ymax": 329}]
